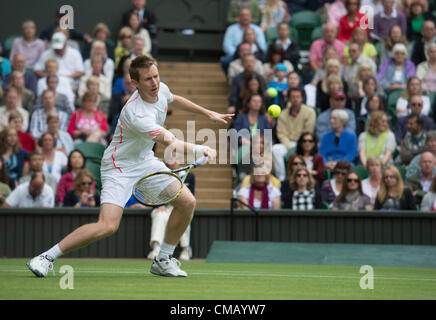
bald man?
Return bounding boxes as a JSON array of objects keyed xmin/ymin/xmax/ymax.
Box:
[{"xmin": 405, "ymin": 151, "xmax": 436, "ymax": 206}]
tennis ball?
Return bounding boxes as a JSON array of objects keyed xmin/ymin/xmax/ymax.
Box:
[
  {"xmin": 267, "ymin": 104, "xmax": 281, "ymax": 118},
  {"xmin": 266, "ymin": 87, "xmax": 278, "ymax": 98}
]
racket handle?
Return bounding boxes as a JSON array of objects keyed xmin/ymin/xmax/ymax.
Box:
[{"xmin": 194, "ymin": 155, "xmax": 208, "ymax": 166}]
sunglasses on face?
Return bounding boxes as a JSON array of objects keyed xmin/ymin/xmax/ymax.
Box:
[
  {"xmin": 347, "ymin": 178, "xmax": 359, "ymax": 183},
  {"xmin": 292, "ymin": 162, "xmax": 304, "ymax": 166},
  {"xmin": 81, "ymin": 182, "xmax": 92, "ymax": 186},
  {"xmin": 302, "ymin": 139, "xmax": 314, "ymax": 143},
  {"xmin": 296, "ymin": 173, "xmax": 308, "ymax": 178}
]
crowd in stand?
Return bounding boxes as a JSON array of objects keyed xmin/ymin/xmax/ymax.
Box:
[{"xmin": 228, "ymin": 0, "xmax": 436, "ymax": 212}]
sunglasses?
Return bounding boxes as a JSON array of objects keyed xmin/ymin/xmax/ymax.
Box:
[
  {"xmin": 347, "ymin": 178, "xmax": 359, "ymax": 183},
  {"xmin": 292, "ymin": 162, "xmax": 304, "ymax": 166},
  {"xmin": 334, "ymin": 97, "xmax": 345, "ymax": 101},
  {"xmin": 81, "ymin": 182, "xmax": 92, "ymax": 186},
  {"xmin": 302, "ymin": 139, "xmax": 314, "ymax": 143},
  {"xmin": 296, "ymin": 173, "xmax": 308, "ymax": 178}
]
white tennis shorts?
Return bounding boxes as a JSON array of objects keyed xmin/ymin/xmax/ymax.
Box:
[{"xmin": 100, "ymin": 157, "xmax": 176, "ymax": 208}]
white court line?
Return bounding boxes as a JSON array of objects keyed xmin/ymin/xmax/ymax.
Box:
[{"xmin": 1, "ymin": 268, "xmax": 436, "ymax": 282}]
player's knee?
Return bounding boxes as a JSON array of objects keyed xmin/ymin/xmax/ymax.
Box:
[{"xmin": 99, "ymin": 220, "xmax": 120, "ymax": 237}]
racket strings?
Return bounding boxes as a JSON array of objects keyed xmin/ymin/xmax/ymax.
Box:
[{"xmin": 134, "ymin": 173, "xmax": 183, "ymax": 205}]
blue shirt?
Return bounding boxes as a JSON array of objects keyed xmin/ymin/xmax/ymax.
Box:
[
  {"xmin": 223, "ymin": 23, "xmax": 266, "ymax": 56},
  {"xmin": 319, "ymin": 130, "xmax": 357, "ymax": 164}
]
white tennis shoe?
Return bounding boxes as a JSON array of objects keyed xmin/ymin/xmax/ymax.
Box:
[
  {"xmin": 150, "ymin": 256, "xmax": 187, "ymax": 277},
  {"xmin": 27, "ymin": 255, "xmax": 55, "ymax": 277}
]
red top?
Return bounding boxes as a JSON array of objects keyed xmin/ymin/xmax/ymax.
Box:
[
  {"xmin": 337, "ymin": 12, "xmax": 369, "ymax": 42},
  {"xmin": 18, "ymin": 131, "xmax": 35, "ymax": 153}
]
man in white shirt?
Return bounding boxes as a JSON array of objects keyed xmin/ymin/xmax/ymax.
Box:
[{"xmin": 3, "ymin": 172, "xmax": 54, "ymax": 208}]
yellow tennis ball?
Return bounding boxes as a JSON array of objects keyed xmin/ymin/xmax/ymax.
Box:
[
  {"xmin": 268, "ymin": 104, "xmax": 281, "ymax": 118},
  {"xmin": 266, "ymin": 87, "xmax": 278, "ymax": 98}
]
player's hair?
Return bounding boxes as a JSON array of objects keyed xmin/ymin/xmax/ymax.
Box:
[{"xmin": 129, "ymin": 55, "xmax": 158, "ymax": 82}]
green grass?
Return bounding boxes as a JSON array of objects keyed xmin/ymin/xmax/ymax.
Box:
[{"xmin": 1, "ymin": 259, "xmax": 436, "ymax": 300}]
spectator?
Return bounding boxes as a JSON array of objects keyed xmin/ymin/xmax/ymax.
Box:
[
  {"xmin": 321, "ymin": 160, "xmax": 351, "ymax": 207},
  {"xmin": 376, "ymin": 43, "xmax": 416, "ymax": 94},
  {"xmin": 316, "ymin": 91, "xmax": 356, "ymax": 140},
  {"xmin": 30, "ymin": 90, "xmax": 69, "ymax": 139},
  {"xmin": 82, "ymin": 23, "xmax": 115, "ymax": 61},
  {"xmin": 361, "ymin": 156, "xmax": 383, "ymax": 205},
  {"xmin": 117, "ymin": 36, "xmax": 150, "ymax": 77},
  {"xmin": 76, "ymin": 77, "xmax": 110, "ymax": 117},
  {"xmin": 411, "ymin": 20, "xmax": 436, "ymax": 70},
  {"xmin": 396, "ymin": 77, "xmax": 431, "ymax": 118},
  {"xmin": 0, "ymin": 48, "xmax": 12, "ymax": 87},
  {"xmin": 356, "ymin": 93, "xmax": 386, "ymax": 135},
  {"xmin": 260, "ymin": 0, "xmax": 290, "ymax": 31},
  {"xmin": 108, "ymin": 74, "xmax": 137, "ymax": 130},
  {"xmin": 348, "ymin": 63, "xmax": 378, "ymax": 100},
  {"xmin": 416, "ymin": 43, "xmax": 436, "ymax": 93},
  {"xmin": 227, "ymin": 0, "xmax": 262, "ymax": 25},
  {"xmin": 311, "ymin": 47, "xmax": 343, "ymax": 87},
  {"xmin": 9, "ymin": 20, "xmax": 45, "ymax": 69},
  {"xmin": 7, "ymin": 71, "xmax": 35, "ymax": 113},
  {"xmin": 378, "ymin": 24, "xmax": 411, "ymax": 64},
  {"xmin": 268, "ymin": 22, "xmax": 301, "ymax": 71},
  {"xmin": 8, "ymin": 111, "xmax": 35, "ymax": 153},
  {"xmin": 46, "ymin": 112, "xmax": 74, "ymax": 156},
  {"xmin": 222, "ymin": 8, "xmax": 267, "ymax": 73},
  {"xmin": 34, "ymin": 32, "xmax": 85, "ymax": 84},
  {"xmin": 293, "ymin": 132, "xmax": 325, "ymax": 184},
  {"xmin": 78, "ymin": 55, "xmax": 112, "ymax": 104},
  {"xmin": 237, "ymin": 166, "xmax": 281, "ymax": 209},
  {"xmin": 354, "ymin": 75, "xmax": 385, "ymax": 116},
  {"xmin": 337, "ymin": 0, "xmax": 369, "ymax": 42},
  {"xmin": 56, "ymin": 149, "xmax": 87, "ymax": 206},
  {"xmin": 309, "ymin": 23, "xmax": 346, "ymax": 74},
  {"xmin": 281, "ymin": 166, "xmax": 322, "ymax": 209},
  {"xmin": 0, "ymin": 87, "xmax": 29, "ymax": 132},
  {"xmin": 228, "ymin": 43, "xmax": 264, "ymax": 85},
  {"xmin": 2, "ymin": 53, "xmax": 38, "ymax": 95},
  {"xmin": 266, "ymin": 63, "xmax": 289, "ymax": 106},
  {"xmin": 405, "ymin": 151, "xmax": 435, "ymax": 205},
  {"xmin": 124, "ymin": 11, "xmax": 152, "ymax": 56},
  {"xmin": 371, "ymin": 0, "xmax": 408, "ymax": 41},
  {"xmin": 113, "ymin": 58, "xmax": 132, "ymax": 96},
  {"xmin": 333, "ymin": 171, "xmax": 372, "ymax": 210},
  {"xmin": 319, "ymin": 109, "xmax": 358, "ymax": 171},
  {"xmin": 395, "ymin": 94, "xmax": 434, "ymax": 144},
  {"xmin": 122, "ymin": 0, "xmax": 158, "ymax": 40},
  {"xmin": 68, "ymin": 91, "xmax": 109, "ymax": 145},
  {"xmin": 0, "ymin": 126, "xmax": 29, "ymax": 189},
  {"xmin": 361, "ymin": 0, "xmax": 384, "ymax": 16},
  {"xmin": 18, "ymin": 151, "xmax": 57, "ymax": 194},
  {"xmin": 342, "ymin": 27, "xmax": 378, "ymax": 65},
  {"xmin": 0, "ymin": 156, "xmax": 12, "ymax": 205},
  {"xmin": 273, "ymin": 88, "xmax": 316, "ymax": 181},
  {"xmin": 63, "ymin": 169, "xmax": 100, "ymax": 207},
  {"xmin": 328, "ymin": 0, "xmax": 347, "ymax": 27},
  {"xmin": 358, "ymin": 110, "xmax": 396, "ymax": 167},
  {"xmin": 374, "ymin": 165, "xmax": 416, "ymax": 210},
  {"xmin": 420, "ymin": 174, "xmax": 436, "ymax": 211},
  {"xmin": 406, "ymin": 130, "xmax": 436, "ymax": 178},
  {"xmin": 242, "ymin": 27, "xmax": 266, "ymax": 62},
  {"xmin": 114, "ymin": 27, "xmax": 134, "ymax": 70},
  {"xmin": 316, "ymin": 65, "xmax": 350, "ymax": 112},
  {"xmin": 38, "ymin": 132, "xmax": 68, "ymax": 183},
  {"xmin": 83, "ymin": 40, "xmax": 115, "ymax": 82},
  {"xmin": 2, "ymin": 172, "xmax": 54, "ymax": 208},
  {"xmin": 262, "ymin": 44, "xmax": 293, "ymax": 83},
  {"xmin": 407, "ymin": 0, "xmax": 436, "ymax": 41}
]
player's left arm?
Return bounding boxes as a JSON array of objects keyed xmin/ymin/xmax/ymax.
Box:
[{"xmin": 170, "ymin": 95, "xmax": 234, "ymax": 124}]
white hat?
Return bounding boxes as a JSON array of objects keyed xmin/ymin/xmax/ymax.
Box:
[{"xmin": 51, "ymin": 32, "xmax": 67, "ymax": 50}]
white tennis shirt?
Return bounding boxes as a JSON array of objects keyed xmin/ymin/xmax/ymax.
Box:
[{"xmin": 101, "ymin": 82, "xmax": 173, "ymax": 173}]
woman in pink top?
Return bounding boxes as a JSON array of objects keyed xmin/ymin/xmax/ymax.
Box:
[{"xmin": 68, "ymin": 91, "xmax": 108, "ymax": 145}]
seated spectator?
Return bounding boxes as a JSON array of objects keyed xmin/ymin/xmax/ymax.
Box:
[
  {"xmin": 328, "ymin": 0, "xmax": 348, "ymax": 27},
  {"xmin": 0, "ymin": 87, "xmax": 29, "ymax": 132},
  {"xmin": 45, "ymin": 113, "xmax": 74, "ymax": 156},
  {"xmin": 282, "ymin": 72, "xmax": 304, "ymax": 107},
  {"xmin": 281, "ymin": 166, "xmax": 322, "ymax": 209},
  {"xmin": 321, "ymin": 160, "xmax": 352, "ymax": 207},
  {"xmin": 310, "ymin": 46, "xmax": 343, "ymax": 87},
  {"xmin": 316, "ymin": 62, "xmax": 351, "ymax": 111},
  {"xmin": 361, "ymin": 156, "xmax": 383, "ymax": 205},
  {"xmin": 2, "ymin": 53, "xmax": 37, "ymax": 96},
  {"xmin": 371, "ymin": 0, "xmax": 407, "ymax": 41},
  {"xmin": 420, "ymin": 174, "xmax": 436, "ymax": 211},
  {"xmin": 0, "ymin": 156, "xmax": 12, "ymax": 205},
  {"xmin": 406, "ymin": 130, "xmax": 436, "ymax": 178},
  {"xmin": 376, "ymin": 43, "xmax": 416, "ymax": 94},
  {"xmin": 227, "ymin": 0, "xmax": 262, "ymax": 25},
  {"xmin": 8, "ymin": 71, "xmax": 35, "ymax": 113},
  {"xmin": 395, "ymin": 95, "xmax": 434, "ymax": 144},
  {"xmin": 266, "ymin": 63, "xmax": 289, "ymax": 105},
  {"xmin": 354, "ymin": 75, "xmax": 385, "ymax": 116},
  {"xmin": 398, "ymin": 114, "xmax": 428, "ymax": 165},
  {"xmin": 356, "ymin": 93, "xmax": 386, "ymax": 135},
  {"xmin": 416, "ymin": 43, "xmax": 436, "ymax": 93},
  {"xmin": 122, "ymin": 0, "xmax": 158, "ymax": 41},
  {"xmin": 237, "ymin": 166, "xmax": 281, "ymax": 209},
  {"xmin": 262, "ymin": 44, "xmax": 293, "ymax": 84},
  {"xmin": 56, "ymin": 149, "xmax": 87, "ymax": 205},
  {"xmin": 332, "ymin": 171, "xmax": 372, "ymax": 210},
  {"xmin": 358, "ymin": 111, "xmax": 396, "ymax": 167},
  {"xmin": 273, "ymin": 88, "xmax": 316, "ymax": 181},
  {"xmin": 268, "ymin": 22, "xmax": 301, "ymax": 71},
  {"xmin": 242, "ymin": 27, "xmax": 266, "ymax": 62},
  {"xmin": 113, "ymin": 58, "xmax": 132, "ymax": 96},
  {"xmin": 411, "ymin": 19, "xmax": 436, "ymax": 66},
  {"xmin": 405, "ymin": 151, "xmax": 435, "ymax": 205},
  {"xmin": 374, "ymin": 165, "xmax": 416, "ymax": 210},
  {"xmin": 8, "ymin": 111, "xmax": 35, "ymax": 153},
  {"xmin": 38, "ymin": 132, "xmax": 68, "ymax": 183},
  {"xmin": 293, "ymin": 132, "xmax": 325, "ymax": 184},
  {"xmin": 109, "ymin": 74, "xmax": 137, "ymax": 130},
  {"xmin": 361, "ymin": 0, "xmax": 384, "ymax": 16},
  {"xmin": 407, "ymin": 0, "xmax": 436, "ymax": 41},
  {"xmin": 83, "ymin": 40, "xmax": 115, "ymax": 82},
  {"xmin": 9, "ymin": 20, "xmax": 45, "ymax": 69},
  {"xmin": 347, "ymin": 63, "xmax": 378, "ymax": 100},
  {"xmin": 0, "ymin": 126, "xmax": 29, "ymax": 189},
  {"xmin": 18, "ymin": 151, "xmax": 57, "ymax": 195},
  {"xmin": 78, "ymin": 55, "xmax": 112, "ymax": 104},
  {"xmin": 63, "ymin": 169, "xmax": 100, "ymax": 207},
  {"xmin": 260, "ymin": 0, "xmax": 290, "ymax": 31},
  {"xmin": 316, "ymin": 91, "xmax": 356, "ymax": 140},
  {"xmin": 319, "ymin": 109, "xmax": 358, "ymax": 171},
  {"xmin": 342, "ymin": 27, "xmax": 377, "ymax": 65},
  {"xmin": 76, "ymin": 77, "xmax": 110, "ymax": 117},
  {"xmin": 68, "ymin": 91, "xmax": 109, "ymax": 145},
  {"xmin": 396, "ymin": 77, "xmax": 430, "ymax": 118},
  {"xmin": 337, "ymin": 0, "xmax": 369, "ymax": 42},
  {"xmin": 124, "ymin": 11, "xmax": 152, "ymax": 56},
  {"xmin": 30, "ymin": 90, "xmax": 69, "ymax": 139},
  {"xmin": 2, "ymin": 172, "xmax": 54, "ymax": 208},
  {"xmin": 228, "ymin": 43, "xmax": 264, "ymax": 85},
  {"xmin": 82, "ymin": 23, "xmax": 115, "ymax": 61},
  {"xmin": 378, "ymin": 24, "xmax": 411, "ymax": 64},
  {"xmin": 114, "ymin": 27, "xmax": 133, "ymax": 70}
]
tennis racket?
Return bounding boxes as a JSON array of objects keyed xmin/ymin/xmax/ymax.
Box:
[{"xmin": 132, "ymin": 155, "xmax": 207, "ymax": 207}]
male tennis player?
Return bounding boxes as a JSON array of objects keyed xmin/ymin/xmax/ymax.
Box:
[{"xmin": 27, "ymin": 55, "xmax": 233, "ymax": 278}]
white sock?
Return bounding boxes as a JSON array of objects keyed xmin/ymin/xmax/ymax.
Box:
[
  {"xmin": 152, "ymin": 242, "xmax": 161, "ymax": 251},
  {"xmin": 42, "ymin": 244, "xmax": 63, "ymax": 261},
  {"xmin": 157, "ymin": 242, "xmax": 176, "ymax": 260}
]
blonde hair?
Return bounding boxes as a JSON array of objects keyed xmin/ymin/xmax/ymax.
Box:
[
  {"xmin": 92, "ymin": 23, "xmax": 111, "ymax": 38},
  {"xmin": 90, "ymin": 40, "xmax": 108, "ymax": 59},
  {"xmin": 73, "ymin": 169, "xmax": 95, "ymax": 194},
  {"xmin": 378, "ymin": 165, "xmax": 404, "ymax": 203},
  {"xmin": 289, "ymin": 166, "xmax": 315, "ymax": 191},
  {"xmin": 323, "ymin": 74, "xmax": 343, "ymax": 94},
  {"xmin": 355, "ymin": 63, "xmax": 374, "ymax": 82},
  {"xmin": 367, "ymin": 110, "xmax": 388, "ymax": 136}
]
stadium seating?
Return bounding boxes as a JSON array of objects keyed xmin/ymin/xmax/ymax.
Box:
[
  {"xmin": 85, "ymin": 160, "xmax": 102, "ymax": 192},
  {"xmin": 351, "ymin": 165, "xmax": 369, "ymax": 180},
  {"xmin": 311, "ymin": 26, "xmax": 323, "ymax": 42},
  {"xmin": 289, "ymin": 10, "xmax": 322, "ymax": 50},
  {"xmin": 74, "ymin": 142, "xmax": 106, "ymax": 164},
  {"xmin": 386, "ymin": 90, "xmax": 405, "ymax": 127}
]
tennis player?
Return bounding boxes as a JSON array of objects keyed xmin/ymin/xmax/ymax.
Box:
[{"xmin": 27, "ymin": 55, "xmax": 233, "ymax": 278}]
